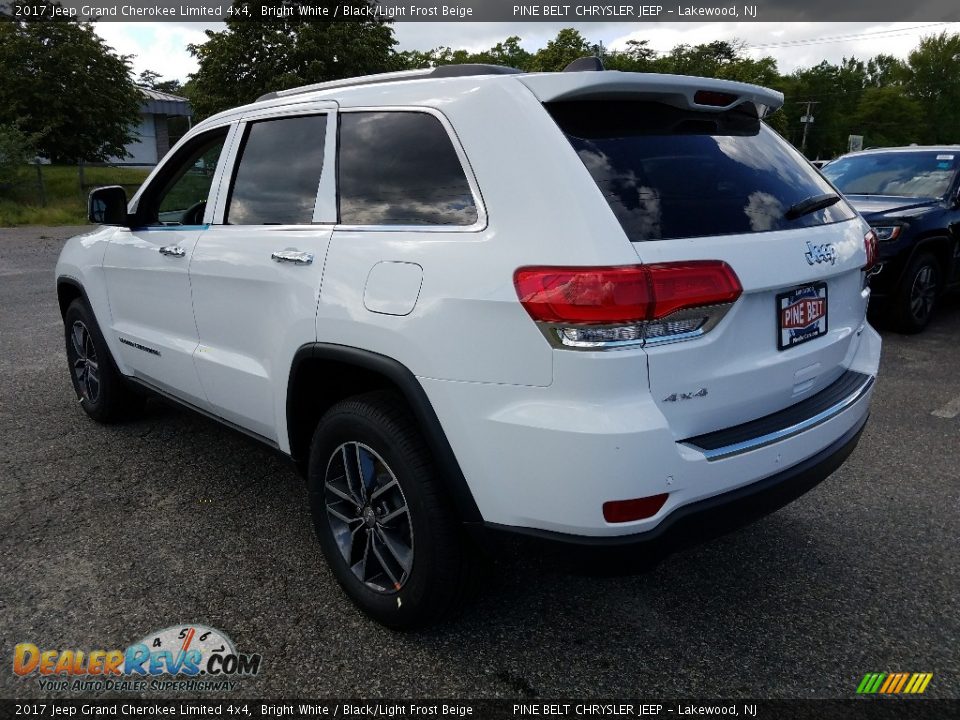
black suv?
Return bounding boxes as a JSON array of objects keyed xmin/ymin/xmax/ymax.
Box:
[{"xmin": 823, "ymin": 147, "xmax": 960, "ymax": 333}]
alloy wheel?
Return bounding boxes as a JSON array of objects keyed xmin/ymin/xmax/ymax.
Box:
[
  {"xmin": 70, "ymin": 321, "xmax": 100, "ymax": 404},
  {"xmin": 909, "ymin": 264, "xmax": 937, "ymax": 323},
  {"xmin": 324, "ymin": 442, "xmax": 414, "ymax": 593}
]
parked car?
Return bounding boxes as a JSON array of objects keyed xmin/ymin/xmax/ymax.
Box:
[
  {"xmin": 57, "ymin": 63, "xmax": 881, "ymax": 628},
  {"xmin": 822, "ymin": 147, "xmax": 960, "ymax": 332}
]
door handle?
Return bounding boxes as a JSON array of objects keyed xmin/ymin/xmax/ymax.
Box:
[
  {"xmin": 159, "ymin": 245, "xmax": 186, "ymax": 257},
  {"xmin": 271, "ymin": 250, "xmax": 314, "ymax": 265}
]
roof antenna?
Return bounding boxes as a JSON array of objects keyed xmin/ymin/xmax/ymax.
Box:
[{"xmin": 563, "ymin": 56, "xmax": 605, "ymax": 72}]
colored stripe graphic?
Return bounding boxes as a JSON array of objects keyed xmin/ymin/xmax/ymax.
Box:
[
  {"xmin": 858, "ymin": 672, "xmax": 933, "ymax": 694},
  {"xmin": 892, "ymin": 673, "xmax": 909, "ymax": 693},
  {"xmin": 880, "ymin": 673, "xmax": 900, "ymax": 693}
]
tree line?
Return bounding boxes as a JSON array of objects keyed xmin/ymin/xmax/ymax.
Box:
[{"xmin": 2, "ymin": 0, "xmax": 959, "ymax": 178}]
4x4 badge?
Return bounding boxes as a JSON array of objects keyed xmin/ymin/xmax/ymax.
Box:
[
  {"xmin": 663, "ymin": 388, "xmax": 708, "ymax": 402},
  {"xmin": 804, "ymin": 241, "xmax": 837, "ymax": 265}
]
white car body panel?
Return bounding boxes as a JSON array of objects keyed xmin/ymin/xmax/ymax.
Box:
[
  {"xmin": 101, "ymin": 226, "xmax": 209, "ymax": 407},
  {"xmin": 190, "ymin": 224, "xmax": 334, "ymax": 443}
]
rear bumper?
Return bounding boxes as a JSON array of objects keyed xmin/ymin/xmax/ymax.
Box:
[
  {"xmin": 476, "ymin": 412, "xmax": 868, "ymax": 556},
  {"xmin": 423, "ymin": 323, "xmax": 881, "ymax": 535}
]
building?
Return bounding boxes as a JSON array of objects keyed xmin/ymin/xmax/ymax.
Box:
[{"xmin": 117, "ymin": 87, "xmax": 192, "ymax": 166}]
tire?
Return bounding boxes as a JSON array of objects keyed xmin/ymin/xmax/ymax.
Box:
[
  {"xmin": 307, "ymin": 391, "xmax": 472, "ymax": 629},
  {"xmin": 893, "ymin": 252, "xmax": 940, "ymax": 334},
  {"xmin": 63, "ymin": 298, "xmax": 144, "ymax": 423}
]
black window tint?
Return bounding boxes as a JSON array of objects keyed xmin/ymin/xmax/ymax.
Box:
[
  {"xmin": 548, "ymin": 101, "xmax": 856, "ymax": 242},
  {"xmin": 227, "ymin": 115, "xmax": 327, "ymax": 225},
  {"xmin": 338, "ymin": 111, "xmax": 478, "ymax": 226}
]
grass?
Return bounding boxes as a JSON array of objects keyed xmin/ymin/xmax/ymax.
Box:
[{"xmin": 0, "ymin": 165, "xmax": 150, "ymax": 227}]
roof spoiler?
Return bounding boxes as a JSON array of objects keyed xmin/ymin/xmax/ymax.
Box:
[{"xmin": 520, "ymin": 72, "xmax": 784, "ymax": 118}]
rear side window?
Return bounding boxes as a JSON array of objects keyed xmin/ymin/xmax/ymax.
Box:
[
  {"xmin": 227, "ymin": 114, "xmax": 327, "ymax": 224},
  {"xmin": 547, "ymin": 101, "xmax": 856, "ymax": 242},
  {"xmin": 338, "ymin": 111, "xmax": 478, "ymax": 226}
]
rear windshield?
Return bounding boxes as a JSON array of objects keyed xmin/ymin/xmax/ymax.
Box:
[
  {"xmin": 547, "ymin": 101, "xmax": 856, "ymax": 242},
  {"xmin": 822, "ymin": 151, "xmax": 959, "ymax": 198}
]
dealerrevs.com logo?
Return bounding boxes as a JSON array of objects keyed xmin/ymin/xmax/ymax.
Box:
[{"xmin": 13, "ymin": 625, "xmax": 262, "ymax": 693}]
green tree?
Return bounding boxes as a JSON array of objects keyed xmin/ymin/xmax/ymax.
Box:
[
  {"xmin": 851, "ymin": 86, "xmax": 924, "ymax": 148},
  {"xmin": 781, "ymin": 58, "xmax": 867, "ymax": 158},
  {"xmin": 480, "ymin": 36, "xmax": 533, "ymax": 70},
  {"xmin": 904, "ymin": 32, "xmax": 960, "ymax": 143},
  {"xmin": 0, "ymin": 124, "xmax": 36, "ymax": 187},
  {"xmin": 399, "ymin": 36, "xmax": 533, "ymax": 72},
  {"xmin": 187, "ymin": 0, "xmax": 399, "ymax": 119},
  {"xmin": 137, "ymin": 69, "xmax": 184, "ymax": 95},
  {"xmin": 0, "ymin": 0, "xmax": 142, "ymax": 162},
  {"xmin": 397, "ymin": 46, "xmax": 471, "ymax": 68},
  {"xmin": 529, "ymin": 28, "xmax": 593, "ymax": 72},
  {"xmin": 605, "ymin": 39, "xmax": 657, "ymax": 72},
  {"xmin": 865, "ymin": 54, "xmax": 907, "ymax": 87}
]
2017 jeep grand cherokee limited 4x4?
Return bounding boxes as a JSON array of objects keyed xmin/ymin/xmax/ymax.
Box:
[{"xmin": 57, "ymin": 63, "xmax": 881, "ymax": 628}]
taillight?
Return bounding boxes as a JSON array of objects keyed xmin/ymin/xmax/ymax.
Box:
[
  {"xmin": 514, "ymin": 261, "xmax": 742, "ymax": 349},
  {"xmin": 647, "ymin": 262, "xmax": 742, "ymax": 318},
  {"xmin": 863, "ymin": 229, "xmax": 879, "ymax": 271}
]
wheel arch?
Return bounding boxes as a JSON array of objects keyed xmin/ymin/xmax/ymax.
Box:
[
  {"xmin": 56, "ymin": 276, "xmax": 90, "ymax": 319},
  {"xmin": 898, "ymin": 234, "xmax": 953, "ymax": 291},
  {"xmin": 286, "ymin": 343, "xmax": 482, "ymax": 524}
]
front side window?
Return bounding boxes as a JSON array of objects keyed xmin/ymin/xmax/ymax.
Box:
[
  {"xmin": 226, "ymin": 114, "xmax": 328, "ymax": 225},
  {"xmin": 823, "ymin": 151, "xmax": 959, "ymax": 199},
  {"xmin": 138, "ymin": 129, "xmax": 227, "ymax": 227},
  {"xmin": 338, "ymin": 111, "xmax": 478, "ymax": 226},
  {"xmin": 547, "ymin": 100, "xmax": 857, "ymax": 242}
]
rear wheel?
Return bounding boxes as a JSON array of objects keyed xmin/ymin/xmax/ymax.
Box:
[
  {"xmin": 307, "ymin": 391, "xmax": 471, "ymax": 629},
  {"xmin": 893, "ymin": 252, "xmax": 940, "ymax": 334},
  {"xmin": 63, "ymin": 299, "xmax": 144, "ymax": 422}
]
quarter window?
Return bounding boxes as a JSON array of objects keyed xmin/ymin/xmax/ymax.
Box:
[
  {"xmin": 227, "ymin": 114, "xmax": 328, "ymax": 225},
  {"xmin": 338, "ymin": 111, "xmax": 478, "ymax": 226}
]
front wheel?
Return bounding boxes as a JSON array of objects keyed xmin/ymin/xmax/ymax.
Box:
[
  {"xmin": 307, "ymin": 391, "xmax": 472, "ymax": 629},
  {"xmin": 893, "ymin": 252, "xmax": 940, "ymax": 334},
  {"xmin": 63, "ymin": 299, "xmax": 144, "ymax": 422}
]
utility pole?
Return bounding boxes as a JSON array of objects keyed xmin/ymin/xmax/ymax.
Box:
[{"xmin": 800, "ymin": 100, "xmax": 819, "ymax": 155}]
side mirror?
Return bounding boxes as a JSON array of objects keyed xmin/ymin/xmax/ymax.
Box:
[{"xmin": 88, "ymin": 186, "xmax": 129, "ymax": 225}]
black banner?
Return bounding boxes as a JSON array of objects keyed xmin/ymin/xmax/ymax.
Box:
[
  {"xmin": 2, "ymin": 0, "xmax": 960, "ymax": 23},
  {"xmin": 1, "ymin": 700, "xmax": 958, "ymax": 720}
]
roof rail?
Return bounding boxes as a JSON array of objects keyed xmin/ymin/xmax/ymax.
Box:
[{"xmin": 257, "ymin": 64, "xmax": 524, "ymax": 102}]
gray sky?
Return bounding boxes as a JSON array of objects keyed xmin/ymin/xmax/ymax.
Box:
[{"xmin": 94, "ymin": 21, "xmax": 960, "ymax": 84}]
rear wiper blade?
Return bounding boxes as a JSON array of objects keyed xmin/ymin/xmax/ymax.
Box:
[{"xmin": 785, "ymin": 193, "xmax": 841, "ymax": 220}]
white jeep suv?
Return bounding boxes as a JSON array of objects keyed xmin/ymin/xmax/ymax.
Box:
[{"xmin": 56, "ymin": 63, "xmax": 881, "ymax": 628}]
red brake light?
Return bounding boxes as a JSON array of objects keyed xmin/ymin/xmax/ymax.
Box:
[
  {"xmin": 864, "ymin": 229, "xmax": 879, "ymax": 271},
  {"xmin": 514, "ymin": 261, "xmax": 741, "ymax": 324},
  {"xmin": 512, "ymin": 265, "xmax": 652, "ymax": 324},
  {"xmin": 694, "ymin": 90, "xmax": 737, "ymax": 107},
  {"xmin": 603, "ymin": 493, "xmax": 669, "ymax": 523},
  {"xmin": 647, "ymin": 262, "xmax": 742, "ymax": 319}
]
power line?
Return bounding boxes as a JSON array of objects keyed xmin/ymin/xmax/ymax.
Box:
[{"xmin": 745, "ymin": 22, "xmax": 958, "ymax": 50}]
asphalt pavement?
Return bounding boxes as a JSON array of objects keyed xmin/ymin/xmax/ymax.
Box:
[{"xmin": 1, "ymin": 226, "xmax": 957, "ymax": 700}]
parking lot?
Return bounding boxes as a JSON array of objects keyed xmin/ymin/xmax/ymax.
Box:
[{"xmin": 1, "ymin": 226, "xmax": 957, "ymax": 699}]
